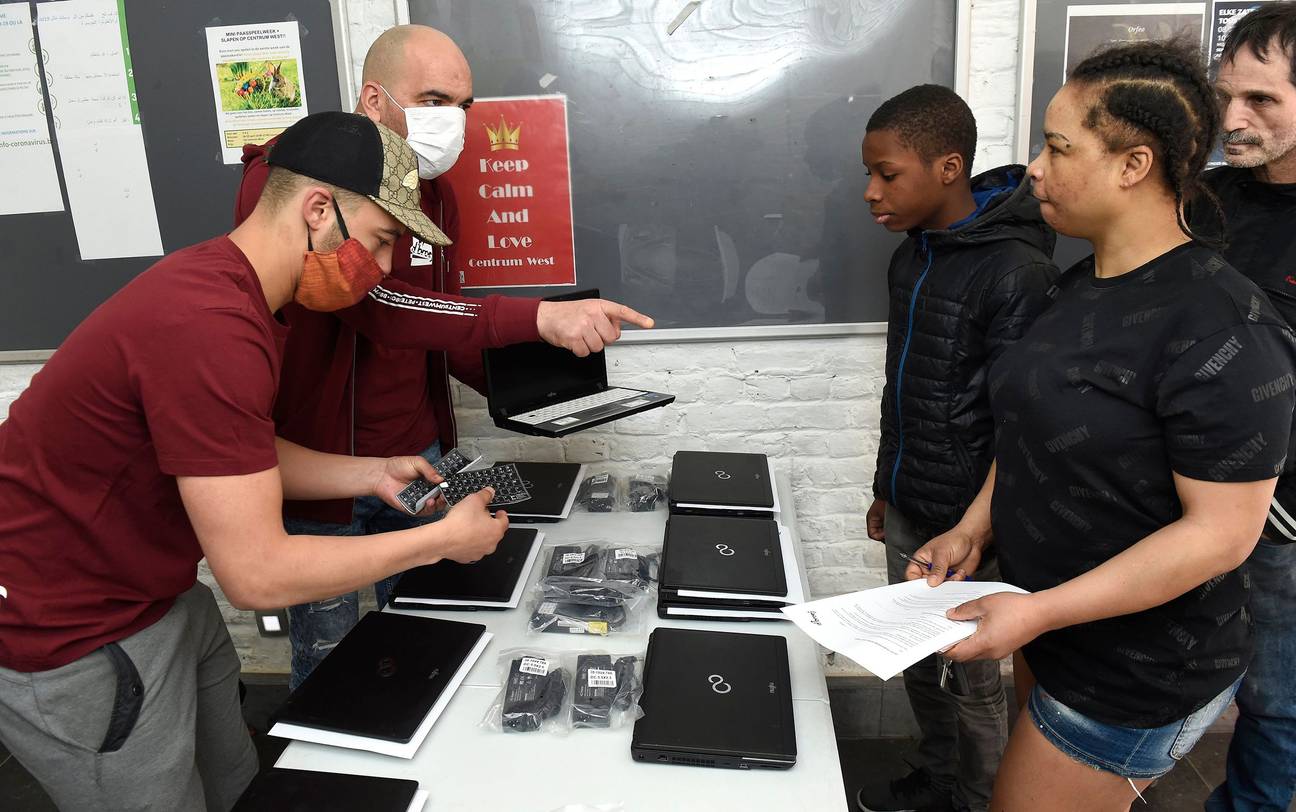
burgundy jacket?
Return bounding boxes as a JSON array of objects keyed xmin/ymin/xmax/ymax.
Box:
[{"xmin": 235, "ymin": 139, "xmax": 542, "ymax": 523}]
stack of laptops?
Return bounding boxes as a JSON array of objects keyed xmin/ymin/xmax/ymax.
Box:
[
  {"xmin": 390, "ymin": 528, "xmax": 544, "ymax": 610},
  {"xmin": 268, "ymin": 612, "xmax": 491, "ymax": 758},
  {"xmin": 631, "ymin": 628, "xmax": 797, "ymax": 770},
  {"xmin": 657, "ymin": 514, "xmax": 804, "ymax": 620},
  {"xmin": 669, "ymin": 451, "xmax": 780, "ymax": 517}
]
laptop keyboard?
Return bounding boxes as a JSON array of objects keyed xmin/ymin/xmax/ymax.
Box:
[
  {"xmin": 443, "ymin": 464, "xmax": 532, "ymax": 507},
  {"xmin": 512, "ymin": 388, "xmax": 645, "ymax": 426}
]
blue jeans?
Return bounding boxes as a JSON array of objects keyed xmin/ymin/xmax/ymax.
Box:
[
  {"xmin": 284, "ymin": 442, "xmax": 443, "ymax": 691},
  {"xmin": 1029, "ymin": 676, "xmax": 1241, "ymax": 780},
  {"xmin": 1207, "ymin": 539, "xmax": 1296, "ymax": 812}
]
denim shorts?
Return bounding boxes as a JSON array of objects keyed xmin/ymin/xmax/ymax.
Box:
[{"xmin": 1027, "ymin": 675, "xmax": 1242, "ymax": 779}]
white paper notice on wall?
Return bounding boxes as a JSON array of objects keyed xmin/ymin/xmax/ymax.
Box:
[
  {"xmin": 205, "ymin": 22, "xmax": 309, "ymax": 165},
  {"xmin": 0, "ymin": 4, "xmax": 64, "ymax": 216},
  {"xmin": 38, "ymin": 0, "xmax": 162, "ymax": 260}
]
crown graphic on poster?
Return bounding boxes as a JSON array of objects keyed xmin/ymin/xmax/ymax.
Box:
[{"xmin": 484, "ymin": 115, "xmax": 521, "ymax": 151}]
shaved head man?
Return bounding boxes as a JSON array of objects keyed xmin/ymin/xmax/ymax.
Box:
[
  {"xmin": 234, "ymin": 26, "xmax": 653, "ymax": 691},
  {"xmin": 358, "ymin": 25, "xmax": 473, "ymax": 131}
]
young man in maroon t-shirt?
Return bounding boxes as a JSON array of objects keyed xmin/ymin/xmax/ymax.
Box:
[
  {"xmin": 0, "ymin": 113, "xmax": 508, "ymax": 810},
  {"xmin": 234, "ymin": 24, "xmax": 655, "ymax": 690}
]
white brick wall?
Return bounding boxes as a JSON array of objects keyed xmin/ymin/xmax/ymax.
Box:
[{"xmin": 0, "ymin": 0, "xmax": 1024, "ymax": 673}]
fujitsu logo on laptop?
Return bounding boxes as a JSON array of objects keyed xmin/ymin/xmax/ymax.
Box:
[{"xmin": 428, "ymin": 668, "xmax": 441, "ymax": 681}]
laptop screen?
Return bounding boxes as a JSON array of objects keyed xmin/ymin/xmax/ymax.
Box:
[
  {"xmin": 484, "ymin": 288, "xmax": 610, "ymax": 415},
  {"xmin": 484, "ymin": 341, "xmax": 608, "ymax": 415}
]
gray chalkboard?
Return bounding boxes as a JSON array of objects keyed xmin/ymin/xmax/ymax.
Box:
[
  {"xmin": 0, "ymin": 0, "xmax": 343, "ymax": 354},
  {"xmin": 410, "ymin": 0, "xmax": 958, "ymax": 328}
]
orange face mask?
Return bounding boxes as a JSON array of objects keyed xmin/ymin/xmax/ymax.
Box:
[{"xmin": 295, "ymin": 198, "xmax": 385, "ymax": 312}]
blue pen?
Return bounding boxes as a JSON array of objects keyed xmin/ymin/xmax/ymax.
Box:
[{"xmin": 894, "ymin": 549, "xmax": 961, "ymax": 580}]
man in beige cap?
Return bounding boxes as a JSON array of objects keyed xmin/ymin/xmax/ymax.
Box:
[
  {"xmin": 0, "ymin": 112, "xmax": 507, "ymax": 811},
  {"xmin": 236, "ymin": 26, "xmax": 655, "ymax": 691}
]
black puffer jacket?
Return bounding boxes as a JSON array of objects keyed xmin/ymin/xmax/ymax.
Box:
[{"xmin": 874, "ymin": 165, "xmax": 1058, "ymax": 536}]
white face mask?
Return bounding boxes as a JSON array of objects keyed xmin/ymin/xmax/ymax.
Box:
[{"xmin": 379, "ymin": 84, "xmax": 466, "ymax": 179}]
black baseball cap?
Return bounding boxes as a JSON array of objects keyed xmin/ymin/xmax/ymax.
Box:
[{"xmin": 266, "ymin": 112, "xmax": 449, "ymax": 246}]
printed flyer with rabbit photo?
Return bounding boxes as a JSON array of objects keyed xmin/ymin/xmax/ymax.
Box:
[{"xmin": 205, "ymin": 21, "xmax": 309, "ymax": 164}]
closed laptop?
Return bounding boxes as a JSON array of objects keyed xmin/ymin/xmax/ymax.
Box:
[
  {"xmin": 669, "ymin": 451, "xmax": 775, "ymax": 514},
  {"xmin": 632, "ymin": 628, "xmax": 796, "ymax": 769},
  {"xmin": 391, "ymin": 527, "xmax": 539, "ymax": 606},
  {"xmin": 661, "ymin": 514, "xmax": 787, "ymax": 597},
  {"xmin": 232, "ymin": 768, "xmax": 419, "ymax": 812},
  {"xmin": 270, "ymin": 612, "xmax": 486, "ymax": 743}
]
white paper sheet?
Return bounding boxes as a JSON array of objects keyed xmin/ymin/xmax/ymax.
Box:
[
  {"xmin": 53, "ymin": 125, "xmax": 162, "ymax": 259},
  {"xmin": 268, "ymin": 631, "xmax": 493, "ymax": 759},
  {"xmin": 204, "ymin": 22, "xmax": 309, "ymax": 164},
  {"xmin": 675, "ymin": 525, "xmax": 805, "ymax": 604},
  {"xmin": 38, "ymin": 0, "xmax": 161, "ymax": 259},
  {"xmin": 393, "ymin": 532, "xmax": 545, "ymax": 609},
  {"xmin": 0, "ymin": 4, "xmax": 64, "ymax": 215},
  {"xmin": 782, "ymin": 580, "xmax": 1028, "ymax": 680}
]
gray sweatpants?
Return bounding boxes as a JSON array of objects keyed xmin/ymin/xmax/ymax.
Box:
[
  {"xmin": 884, "ymin": 505, "xmax": 1009, "ymax": 812},
  {"xmin": 0, "ymin": 582, "xmax": 258, "ymax": 811}
]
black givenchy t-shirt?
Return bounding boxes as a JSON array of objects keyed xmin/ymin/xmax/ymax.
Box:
[
  {"xmin": 1193, "ymin": 166, "xmax": 1296, "ymax": 328},
  {"xmin": 989, "ymin": 242, "xmax": 1296, "ymax": 728}
]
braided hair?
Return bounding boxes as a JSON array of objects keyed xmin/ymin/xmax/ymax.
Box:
[{"xmin": 1068, "ymin": 38, "xmax": 1222, "ymax": 243}]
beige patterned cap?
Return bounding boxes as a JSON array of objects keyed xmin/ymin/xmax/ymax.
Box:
[
  {"xmin": 266, "ymin": 112, "xmax": 449, "ymax": 247},
  {"xmin": 370, "ymin": 121, "xmax": 450, "ymax": 246}
]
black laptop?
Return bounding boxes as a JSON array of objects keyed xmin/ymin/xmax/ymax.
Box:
[
  {"xmin": 661, "ymin": 515, "xmax": 787, "ymax": 597},
  {"xmin": 270, "ymin": 612, "xmax": 486, "ymax": 743},
  {"xmin": 490, "ymin": 461, "xmax": 585, "ymax": 522},
  {"xmin": 482, "ymin": 290, "xmax": 675, "ymax": 438},
  {"xmin": 669, "ymin": 451, "xmax": 775, "ymax": 516},
  {"xmin": 232, "ymin": 768, "xmax": 419, "ymax": 812},
  {"xmin": 655, "ymin": 593, "xmax": 789, "ymax": 620},
  {"xmin": 390, "ymin": 527, "xmax": 540, "ymax": 609},
  {"xmin": 632, "ymin": 628, "xmax": 796, "ymax": 770}
]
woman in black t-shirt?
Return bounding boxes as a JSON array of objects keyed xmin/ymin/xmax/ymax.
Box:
[{"xmin": 909, "ymin": 40, "xmax": 1296, "ymax": 810}]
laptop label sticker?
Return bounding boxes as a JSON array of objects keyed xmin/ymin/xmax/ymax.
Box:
[
  {"xmin": 519, "ymin": 656, "xmax": 550, "ymax": 676},
  {"xmin": 588, "ymin": 668, "xmax": 617, "ymax": 688}
]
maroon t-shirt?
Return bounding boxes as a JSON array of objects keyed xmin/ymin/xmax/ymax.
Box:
[{"xmin": 0, "ymin": 236, "xmax": 287, "ymax": 672}]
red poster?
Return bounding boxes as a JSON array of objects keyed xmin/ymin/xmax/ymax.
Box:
[{"xmin": 440, "ymin": 95, "xmax": 576, "ymax": 289}]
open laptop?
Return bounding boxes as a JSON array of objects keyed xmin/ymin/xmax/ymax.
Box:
[
  {"xmin": 661, "ymin": 514, "xmax": 787, "ymax": 597},
  {"xmin": 270, "ymin": 612, "xmax": 486, "ymax": 743},
  {"xmin": 669, "ymin": 451, "xmax": 777, "ymax": 517},
  {"xmin": 390, "ymin": 528, "xmax": 542, "ymax": 609},
  {"xmin": 482, "ymin": 289, "xmax": 675, "ymax": 437},
  {"xmin": 631, "ymin": 628, "xmax": 796, "ymax": 770}
]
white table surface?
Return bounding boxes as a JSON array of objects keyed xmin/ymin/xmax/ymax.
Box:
[{"xmin": 276, "ymin": 475, "xmax": 843, "ymax": 810}]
